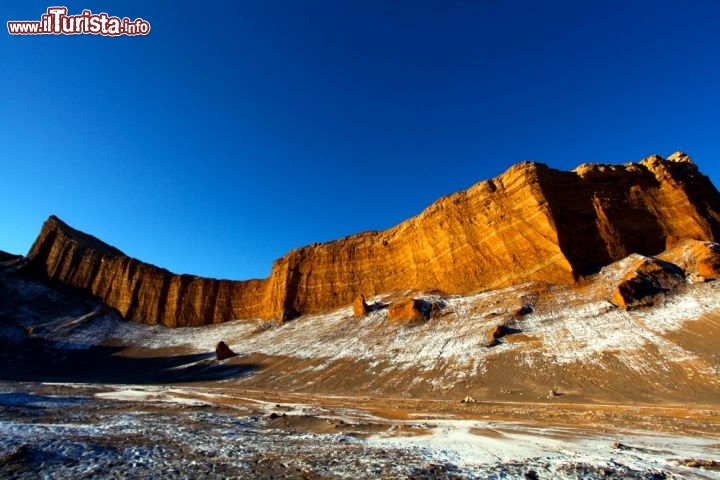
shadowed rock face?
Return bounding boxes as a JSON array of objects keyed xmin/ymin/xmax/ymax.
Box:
[
  {"xmin": 22, "ymin": 152, "xmax": 720, "ymax": 327},
  {"xmin": 611, "ymin": 257, "xmax": 686, "ymax": 309}
]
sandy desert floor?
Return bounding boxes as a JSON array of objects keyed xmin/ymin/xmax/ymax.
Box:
[{"xmin": 1, "ymin": 381, "xmax": 719, "ymax": 479}]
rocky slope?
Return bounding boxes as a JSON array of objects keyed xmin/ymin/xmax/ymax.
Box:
[
  {"xmin": 21, "ymin": 152, "xmax": 720, "ymax": 327},
  {"xmin": 4, "ymin": 241, "xmax": 720, "ymax": 404}
]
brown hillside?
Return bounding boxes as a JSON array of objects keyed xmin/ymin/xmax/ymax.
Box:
[{"xmin": 24, "ymin": 152, "xmax": 720, "ymax": 327}]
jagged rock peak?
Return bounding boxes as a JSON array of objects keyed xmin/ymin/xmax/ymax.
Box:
[
  {"xmin": 574, "ymin": 152, "xmax": 696, "ymax": 179},
  {"xmin": 21, "ymin": 152, "xmax": 720, "ymax": 327},
  {"xmin": 667, "ymin": 151, "xmax": 693, "ymax": 163}
]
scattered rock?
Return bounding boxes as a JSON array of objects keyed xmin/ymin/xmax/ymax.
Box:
[
  {"xmin": 599, "ymin": 466, "xmax": 617, "ymax": 477},
  {"xmin": 459, "ymin": 396, "xmax": 476, "ymax": 404},
  {"xmin": 514, "ymin": 304, "xmax": 534, "ymax": 317},
  {"xmin": 611, "ymin": 257, "xmax": 685, "ymax": 309},
  {"xmin": 611, "ymin": 441, "xmax": 629, "ymax": 450},
  {"xmin": 487, "ymin": 323, "xmax": 521, "ymax": 346},
  {"xmin": 387, "ymin": 298, "xmax": 426, "ymax": 324},
  {"xmin": 386, "ymin": 298, "xmax": 443, "ymax": 325},
  {"xmin": 487, "ymin": 324, "xmax": 509, "ymax": 345},
  {"xmin": 547, "ymin": 389, "xmax": 561, "ymax": 398},
  {"xmin": 215, "ymin": 341, "xmax": 237, "ymax": 361},
  {"xmin": 353, "ymin": 294, "xmax": 370, "ymax": 318},
  {"xmin": 677, "ymin": 459, "xmax": 720, "ymax": 469},
  {"xmin": 525, "ymin": 469, "xmax": 539, "ymax": 480}
]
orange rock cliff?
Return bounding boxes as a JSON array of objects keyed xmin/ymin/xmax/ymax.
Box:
[{"xmin": 23, "ymin": 152, "xmax": 720, "ymax": 327}]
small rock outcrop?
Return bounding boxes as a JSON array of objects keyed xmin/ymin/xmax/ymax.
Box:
[
  {"xmin": 353, "ymin": 294, "xmax": 370, "ymax": 318},
  {"xmin": 611, "ymin": 257, "xmax": 685, "ymax": 309},
  {"xmin": 387, "ymin": 298, "xmax": 428, "ymax": 324},
  {"xmin": 215, "ymin": 341, "xmax": 237, "ymax": 361},
  {"xmin": 512, "ymin": 304, "xmax": 534, "ymax": 318},
  {"xmin": 487, "ymin": 323, "xmax": 521, "ymax": 345}
]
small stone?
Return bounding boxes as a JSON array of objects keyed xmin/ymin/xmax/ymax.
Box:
[{"xmin": 215, "ymin": 341, "xmax": 237, "ymax": 360}]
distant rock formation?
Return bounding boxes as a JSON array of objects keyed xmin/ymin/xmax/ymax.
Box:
[{"xmin": 22, "ymin": 152, "xmax": 720, "ymax": 327}]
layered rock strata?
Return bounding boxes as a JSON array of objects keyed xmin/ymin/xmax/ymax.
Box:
[{"xmin": 23, "ymin": 152, "xmax": 720, "ymax": 327}]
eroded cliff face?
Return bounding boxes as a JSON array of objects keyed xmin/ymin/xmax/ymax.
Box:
[
  {"xmin": 23, "ymin": 218, "xmax": 272, "ymax": 327},
  {"xmin": 23, "ymin": 152, "xmax": 720, "ymax": 327}
]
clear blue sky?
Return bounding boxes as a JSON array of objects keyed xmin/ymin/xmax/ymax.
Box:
[{"xmin": 2, "ymin": 1, "xmax": 720, "ymax": 280}]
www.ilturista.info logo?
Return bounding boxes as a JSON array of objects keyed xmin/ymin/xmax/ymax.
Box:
[{"xmin": 7, "ymin": 7, "xmax": 150, "ymax": 36}]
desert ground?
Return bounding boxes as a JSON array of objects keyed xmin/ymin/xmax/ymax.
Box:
[
  {"xmin": 2, "ymin": 381, "xmax": 720, "ymax": 479},
  {"xmin": 2, "ymin": 254, "xmax": 720, "ymax": 478}
]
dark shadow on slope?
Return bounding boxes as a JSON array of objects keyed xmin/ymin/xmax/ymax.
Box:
[
  {"xmin": 0, "ymin": 250, "xmax": 22, "ymax": 263},
  {"xmin": 0, "ymin": 392, "xmax": 87, "ymax": 407},
  {"xmin": 368, "ymin": 301, "xmax": 389, "ymax": 312},
  {"xmin": 486, "ymin": 325, "xmax": 523, "ymax": 348},
  {"xmin": 501, "ymin": 326, "xmax": 522, "ymax": 335},
  {"xmin": 0, "ymin": 337, "xmax": 260, "ymax": 385}
]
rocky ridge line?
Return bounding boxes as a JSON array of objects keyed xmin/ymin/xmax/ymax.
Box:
[{"xmin": 22, "ymin": 152, "xmax": 720, "ymax": 327}]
